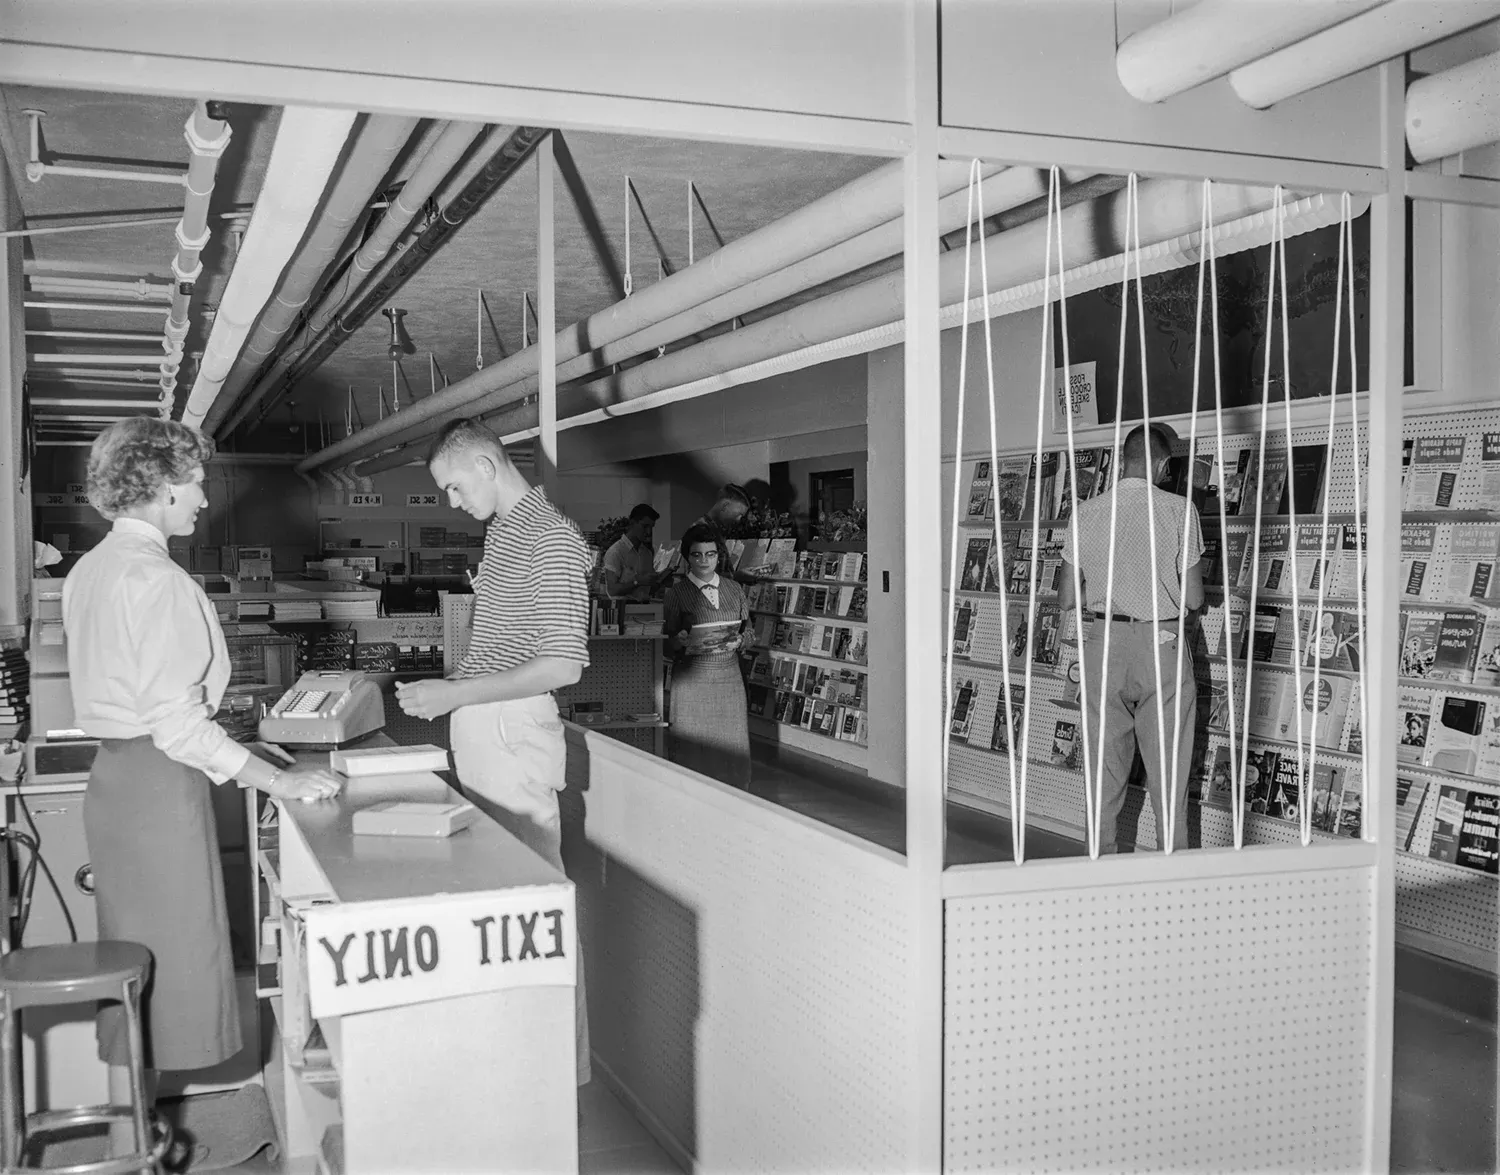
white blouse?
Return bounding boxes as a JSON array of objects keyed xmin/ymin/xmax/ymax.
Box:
[
  {"xmin": 61, "ymin": 518, "xmax": 273, "ymax": 787},
  {"xmin": 688, "ymin": 570, "xmax": 721, "ymax": 609}
]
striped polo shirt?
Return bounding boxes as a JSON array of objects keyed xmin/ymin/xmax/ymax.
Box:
[{"xmin": 454, "ymin": 485, "xmax": 592, "ymax": 679}]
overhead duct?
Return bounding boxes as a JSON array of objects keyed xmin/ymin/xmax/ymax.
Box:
[
  {"xmin": 1406, "ymin": 46, "xmax": 1500, "ymax": 161},
  {"xmin": 1229, "ymin": 0, "xmax": 1500, "ymax": 109},
  {"xmin": 221, "ymin": 125, "xmax": 546, "ymax": 437},
  {"xmin": 296, "ymin": 155, "xmax": 977, "ymax": 473},
  {"xmin": 180, "ymin": 106, "xmax": 359, "ymax": 427},
  {"xmin": 356, "ymin": 180, "xmax": 1296, "ymax": 475},
  {"xmin": 195, "ymin": 113, "xmax": 422, "ymax": 435},
  {"xmin": 160, "ymin": 102, "xmax": 232, "ymax": 398},
  {"xmin": 1116, "ymin": 0, "xmax": 1389, "ymax": 103},
  {"xmin": 345, "ymin": 166, "xmax": 1084, "ymax": 467}
]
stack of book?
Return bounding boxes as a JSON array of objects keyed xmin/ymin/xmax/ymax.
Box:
[{"xmin": 0, "ymin": 649, "xmax": 29, "ymax": 740}]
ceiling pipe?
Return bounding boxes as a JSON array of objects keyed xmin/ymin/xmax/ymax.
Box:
[
  {"xmin": 29, "ymin": 397, "xmax": 165, "ymax": 409},
  {"xmin": 26, "ymin": 329, "xmax": 160, "ymax": 342},
  {"xmin": 221, "ymin": 123, "xmax": 538, "ymax": 437},
  {"xmin": 160, "ymin": 102, "xmax": 232, "ymax": 396},
  {"xmin": 180, "ymin": 106, "xmax": 359, "ymax": 427},
  {"xmin": 1229, "ymin": 0, "xmax": 1500, "ymax": 109},
  {"xmin": 193, "ymin": 114, "xmax": 423, "ymax": 436},
  {"xmin": 27, "ymin": 276, "xmax": 174, "ymax": 301},
  {"xmin": 28, "ymin": 353, "xmax": 162, "ymax": 365},
  {"xmin": 349, "ymin": 165, "xmax": 1078, "ymax": 465},
  {"xmin": 28, "ymin": 377, "xmax": 173, "ymax": 392},
  {"xmin": 297, "ymin": 154, "xmax": 975, "ymax": 473},
  {"xmin": 1116, "ymin": 0, "xmax": 1389, "ymax": 103},
  {"xmin": 23, "ymin": 299, "xmax": 168, "ymax": 315},
  {"xmin": 33, "ymin": 368, "xmax": 164, "ymax": 383},
  {"xmin": 1407, "ymin": 47, "xmax": 1500, "ymax": 161},
  {"xmin": 357, "ymin": 179, "xmax": 1287, "ymax": 475}
]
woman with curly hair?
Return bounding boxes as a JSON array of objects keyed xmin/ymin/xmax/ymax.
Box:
[
  {"xmin": 662, "ymin": 522, "xmax": 752, "ymax": 787},
  {"xmin": 62, "ymin": 417, "xmax": 342, "ymax": 1130}
]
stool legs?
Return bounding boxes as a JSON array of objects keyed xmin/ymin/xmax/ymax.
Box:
[
  {"xmin": 120, "ymin": 976, "xmax": 155, "ymax": 1174},
  {"xmin": 0, "ymin": 993, "xmax": 18, "ymax": 1171}
]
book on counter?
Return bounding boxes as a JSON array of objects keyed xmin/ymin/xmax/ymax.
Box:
[{"xmin": 1404, "ymin": 435, "xmax": 1467, "ymax": 510}]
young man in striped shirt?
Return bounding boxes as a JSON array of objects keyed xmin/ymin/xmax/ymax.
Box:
[{"xmin": 396, "ymin": 417, "xmax": 593, "ymax": 1081}]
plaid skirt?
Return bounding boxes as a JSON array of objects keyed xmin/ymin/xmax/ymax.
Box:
[{"xmin": 668, "ymin": 651, "xmax": 751, "ymax": 788}]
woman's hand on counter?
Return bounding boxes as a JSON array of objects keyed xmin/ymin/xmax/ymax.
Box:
[
  {"xmin": 396, "ymin": 678, "xmax": 462, "ymax": 720},
  {"xmin": 271, "ymin": 766, "xmax": 344, "ymax": 805}
]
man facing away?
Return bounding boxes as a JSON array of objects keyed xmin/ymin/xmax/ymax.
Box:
[
  {"xmin": 1058, "ymin": 423, "xmax": 1205, "ymax": 853},
  {"xmin": 396, "ymin": 417, "xmax": 593, "ymax": 1083}
]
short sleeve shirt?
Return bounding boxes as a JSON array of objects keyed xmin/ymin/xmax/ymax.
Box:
[
  {"xmin": 602, "ymin": 535, "xmax": 653, "ymax": 588},
  {"xmin": 455, "ymin": 486, "xmax": 592, "ymax": 678},
  {"xmin": 1061, "ymin": 479, "xmax": 1204, "ymax": 620}
]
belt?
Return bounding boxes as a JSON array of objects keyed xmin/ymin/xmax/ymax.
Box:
[{"xmin": 1108, "ymin": 613, "xmax": 1174, "ymax": 624}]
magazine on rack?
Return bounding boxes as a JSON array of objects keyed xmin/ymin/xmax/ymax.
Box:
[
  {"xmin": 1478, "ymin": 433, "xmax": 1500, "ymax": 509},
  {"xmin": 1404, "ymin": 436, "xmax": 1468, "ymax": 510}
]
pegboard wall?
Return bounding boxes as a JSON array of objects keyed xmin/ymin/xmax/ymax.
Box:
[
  {"xmin": 565, "ymin": 735, "xmax": 913, "ymax": 1173},
  {"xmin": 944, "ymin": 402, "xmax": 1500, "ymax": 973},
  {"xmin": 946, "ymin": 868, "xmax": 1374, "ymax": 1173}
]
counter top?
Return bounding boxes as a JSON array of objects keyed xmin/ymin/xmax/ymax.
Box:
[{"xmin": 278, "ymin": 741, "xmax": 565, "ymax": 906}]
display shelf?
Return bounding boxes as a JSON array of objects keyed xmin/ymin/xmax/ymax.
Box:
[
  {"xmin": 749, "ymin": 715, "xmax": 869, "ymax": 763},
  {"xmin": 761, "ymin": 575, "xmax": 867, "ymax": 588},
  {"xmin": 958, "ymin": 508, "xmax": 1498, "ymax": 531},
  {"xmin": 751, "ymin": 607, "xmax": 869, "ymax": 628},
  {"xmin": 750, "ymin": 642, "xmax": 868, "ymax": 671},
  {"xmin": 749, "ymin": 684, "xmax": 866, "ymax": 716}
]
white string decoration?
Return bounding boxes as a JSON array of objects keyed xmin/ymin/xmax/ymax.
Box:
[
  {"xmin": 1088, "ymin": 174, "xmax": 1141, "ymax": 860},
  {"xmin": 1048, "ymin": 166, "xmax": 1099, "ymax": 863},
  {"xmin": 1340, "ymin": 194, "xmax": 1372, "ymax": 820}
]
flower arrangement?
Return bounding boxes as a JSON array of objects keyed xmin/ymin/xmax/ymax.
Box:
[
  {"xmin": 812, "ymin": 500, "xmax": 867, "ymax": 543},
  {"xmin": 724, "ymin": 497, "xmax": 797, "ymax": 539}
]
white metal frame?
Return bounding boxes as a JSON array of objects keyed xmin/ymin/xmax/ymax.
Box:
[{"xmin": 2, "ymin": 8, "xmax": 1488, "ymax": 1172}]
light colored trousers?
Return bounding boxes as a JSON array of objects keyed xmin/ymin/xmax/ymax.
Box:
[
  {"xmin": 1080, "ymin": 619, "xmax": 1196, "ymax": 853},
  {"xmin": 451, "ymin": 693, "xmax": 591, "ymax": 1085}
]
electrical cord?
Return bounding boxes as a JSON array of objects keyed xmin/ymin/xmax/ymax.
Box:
[{"xmin": 9, "ymin": 758, "xmax": 80, "ymax": 946}]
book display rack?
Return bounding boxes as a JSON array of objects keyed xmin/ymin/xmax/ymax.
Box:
[
  {"xmin": 946, "ymin": 402, "xmax": 1500, "ymax": 972},
  {"xmin": 741, "ymin": 546, "xmax": 870, "ymax": 759}
]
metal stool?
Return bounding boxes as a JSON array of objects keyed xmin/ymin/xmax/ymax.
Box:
[{"xmin": 0, "ymin": 941, "xmax": 169, "ymax": 1174}]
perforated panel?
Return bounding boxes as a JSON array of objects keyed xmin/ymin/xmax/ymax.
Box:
[
  {"xmin": 556, "ymin": 639, "xmax": 660, "ymax": 717},
  {"xmin": 946, "ymin": 869, "xmax": 1374, "ymax": 1173},
  {"xmin": 1404, "ymin": 405, "xmax": 1500, "ymax": 510},
  {"xmin": 567, "ymin": 736, "xmax": 912, "ymax": 1172}
]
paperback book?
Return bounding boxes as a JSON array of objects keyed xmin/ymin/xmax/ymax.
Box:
[
  {"xmin": 993, "ymin": 458, "xmax": 1032, "ymax": 523},
  {"xmin": 966, "ymin": 459, "xmax": 994, "ymax": 519},
  {"xmin": 1397, "ymin": 688, "xmax": 1434, "ymax": 765},
  {"xmin": 1477, "ymin": 432, "xmax": 1500, "ymax": 509},
  {"xmin": 1428, "ymin": 609, "xmax": 1484, "ymax": 684},
  {"xmin": 1399, "ymin": 612, "xmax": 1442, "ymax": 679},
  {"xmin": 950, "ymin": 678, "xmax": 979, "ymax": 740},
  {"xmin": 1445, "ymin": 523, "xmax": 1500, "ymax": 606},
  {"xmin": 952, "ymin": 598, "xmax": 979, "ymax": 658},
  {"xmin": 1400, "ymin": 522, "xmax": 1438, "ymax": 600},
  {"xmin": 1428, "ymin": 784, "xmax": 1500, "ymax": 874},
  {"xmin": 1474, "ymin": 610, "xmax": 1500, "ymax": 687},
  {"xmin": 989, "ymin": 683, "xmax": 1026, "ymax": 755},
  {"xmin": 1423, "ymin": 694, "xmax": 1488, "ymax": 777},
  {"xmin": 1394, "ymin": 774, "xmax": 1429, "ymax": 851},
  {"xmin": 1404, "ymin": 435, "xmax": 1467, "ymax": 510},
  {"xmin": 1304, "ymin": 607, "xmax": 1362, "ymax": 672}
]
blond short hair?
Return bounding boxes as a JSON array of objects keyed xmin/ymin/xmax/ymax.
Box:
[{"xmin": 86, "ymin": 417, "xmax": 214, "ymax": 519}]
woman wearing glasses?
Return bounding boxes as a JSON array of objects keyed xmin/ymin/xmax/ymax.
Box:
[{"xmin": 662, "ymin": 522, "xmax": 752, "ymax": 788}]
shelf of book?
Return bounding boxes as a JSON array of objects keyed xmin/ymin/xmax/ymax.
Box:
[
  {"xmin": 751, "ymin": 607, "xmax": 869, "ymax": 629},
  {"xmin": 760, "ymin": 575, "xmax": 867, "ymax": 589},
  {"xmin": 750, "ymin": 643, "xmax": 868, "ymax": 672},
  {"xmin": 748, "ymin": 715, "xmax": 869, "ymax": 766}
]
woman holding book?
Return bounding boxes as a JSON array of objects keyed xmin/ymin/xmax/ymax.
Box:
[{"xmin": 663, "ymin": 523, "xmax": 752, "ymax": 787}]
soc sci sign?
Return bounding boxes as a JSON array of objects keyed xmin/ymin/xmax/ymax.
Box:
[{"xmin": 303, "ymin": 885, "xmax": 576, "ymax": 1018}]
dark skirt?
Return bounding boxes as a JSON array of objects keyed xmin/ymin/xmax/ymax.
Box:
[
  {"xmin": 669, "ymin": 652, "xmax": 752, "ymax": 788},
  {"xmin": 85, "ymin": 737, "xmax": 242, "ymax": 1070}
]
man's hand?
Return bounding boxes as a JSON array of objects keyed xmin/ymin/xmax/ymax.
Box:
[{"xmin": 396, "ymin": 678, "xmax": 464, "ymax": 720}]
